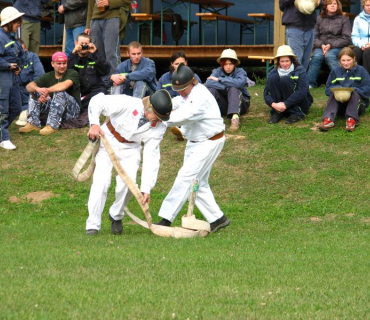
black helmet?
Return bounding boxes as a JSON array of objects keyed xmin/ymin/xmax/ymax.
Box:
[
  {"xmin": 146, "ymin": 90, "xmax": 172, "ymax": 121},
  {"xmin": 172, "ymin": 63, "xmax": 195, "ymax": 91}
]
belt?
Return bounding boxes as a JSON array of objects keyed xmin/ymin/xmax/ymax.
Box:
[
  {"xmin": 106, "ymin": 120, "xmax": 134, "ymax": 143},
  {"xmin": 190, "ymin": 131, "xmax": 224, "ymax": 143}
]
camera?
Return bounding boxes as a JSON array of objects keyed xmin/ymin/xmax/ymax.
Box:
[{"xmin": 81, "ymin": 44, "xmax": 89, "ymax": 50}]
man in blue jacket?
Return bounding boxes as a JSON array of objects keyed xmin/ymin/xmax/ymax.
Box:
[
  {"xmin": 280, "ymin": 0, "xmax": 322, "ymax": 70},
  {"xmin": 15, "ymin": 38, "xmax": 45, "ymax": 126},
  {"xmin": 13, "ymin": 0, "xmax": 49, "ymax": 54},
  {"xmin": 110, "ymin": 41, "xmax": 157, "ymax": 98},
  {"xmin": 205, "ymin": 49, "xmax": 250, "ymax": 132}
]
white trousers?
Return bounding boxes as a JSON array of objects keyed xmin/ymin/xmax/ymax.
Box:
[
  {"xmin": 86, "ymin": 132, "xmax": 141, "ymax": 231},
  {"xmin": 158, "ymin": 137, "xmax": 225, "ymax": 223}
]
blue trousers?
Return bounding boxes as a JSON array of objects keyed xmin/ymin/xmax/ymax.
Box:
[
  {"xmin": 267, "ymin": 73, "xmax": 311, "ymax": 116},
  {"xmin": 285, "ymin": 27, "xmax": 315, "ymax": 71},
  {"xmin": 111, "ymin": 80, "xmax": 154, "ymax": 99},
  {"xmin": 28, "ymin": 92, "xmax": 80, "ymax": 129},
  {"xmin": 65, "ymin": 26, "xmax": 86, "ymax": 56},
  {"xmin": 322, "ymin": 91, "xmax": 366, "ymax": 123},
  {"xmin": 207, "ymin": 87, "xmax": 250, "ymax": 118},
  {"xmin": 0, "ymin": 71, "xmax": 21, "ymax": 142},
  {"xmin": 307, "ymin": 48, "xmax": 341, "ymax": 88}
]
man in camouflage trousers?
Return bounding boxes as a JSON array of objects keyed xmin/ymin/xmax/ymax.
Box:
[{"xmin": 19, "ymin": 52, "xmax": 81, "ymax": 135}]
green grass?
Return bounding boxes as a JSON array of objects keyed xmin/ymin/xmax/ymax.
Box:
[{"xmin": 1, "ymin": 86, "xmax": 370, "ymax": 319}]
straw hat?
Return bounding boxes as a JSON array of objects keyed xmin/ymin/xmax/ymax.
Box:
[
  {"xmin": 330, "ymin": 87, "xmax": 354, "ymax": 103},
  {"xmin": 217, "ymin": 48, "xmax": 240, "ymax": 66},
  {"xmin": 274, "ymin": 45, "xmax": 297, "ymax": 59},
  {"xmin": 294, "ymin": 0, "xmax": 317, "ymax": 15},
  {"xmin": 1, "ymin": 7, "xmax": 24, "ymax": 27}
]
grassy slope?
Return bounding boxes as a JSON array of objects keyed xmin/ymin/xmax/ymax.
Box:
[{"xmin": 1, "ymin": 86, "xmax": 370, "ymax": 319}]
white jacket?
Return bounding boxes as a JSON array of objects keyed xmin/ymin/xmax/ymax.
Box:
[
  {"xmin": 168, "ymin": 84, "xmax": 225, "ymax": 142},
  {"xmin": 88, "ymin": 93, "xmax": 167, "ymax": 194}
]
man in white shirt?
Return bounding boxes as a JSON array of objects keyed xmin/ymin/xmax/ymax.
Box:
[
  {"xmin": 85, "ymin": 90, "xmax": 172, "ymax": 235},
  {"xmin": 155, "ymin": 64, "xmax": 230, "ymax": 233}
]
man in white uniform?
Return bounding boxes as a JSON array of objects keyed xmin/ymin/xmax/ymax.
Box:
[
  {"xmin": 155, "ymin": 63, "xmax": 230, "ymax": 233},
  {"xmin": 85, "ymin": 90, "xmax": 172, "ymax": 235}
]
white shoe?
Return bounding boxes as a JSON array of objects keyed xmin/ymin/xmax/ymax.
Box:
[
  {"xmin": 0, "ymin": 140, "xmax": 16, "ymax": 150},
  {"xmin": 15, "ymin": 110, "xmax": 28, "ymax": 126}
]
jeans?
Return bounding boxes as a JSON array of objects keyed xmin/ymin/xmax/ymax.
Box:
[
  {"xmin": 90, "ymin": 18, "xmax": 120, "ymax": 76},
  {"xmin": 307, "ymin": 48, "xmax": 341, "ymax": 88},
  {"xmin": 65, "ymin": 26, "xmax": 86, "ymax": 56},
  {"xmin": 111, "ymin": 80, "xmax": 154, "ymax": 98},
  {"xmin": 285, "ymin": 27, "xmax": 315, "ymax": 71},
  {"xmin": 207, "ymin": 87, "xmax": 250, "ymax": 118}
]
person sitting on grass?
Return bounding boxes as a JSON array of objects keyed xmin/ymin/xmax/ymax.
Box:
[
  {"xmin": 205, "ymin": 48, "xmax": 250, "ymax": 132},
  {"xmin": 306, "ymin": 0, "xmax": 352, "ymax": 89},
  {"xmin": 156, "ymin": 51, "xmax": 202, "ymax": 98},
  {"xmin": 320, "ymin": 47, "xmax": 370, "ymax": 132},
  {"xmin": 264, "ymin": 45, "xmax": 313, "ymax": 125},
  {"xmin": 19, "ymin": 52, "xmax": 81, "ymax": 135}
]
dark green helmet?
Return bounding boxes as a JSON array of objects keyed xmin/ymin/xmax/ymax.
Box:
[
  {"xmin": 171, "ymin": 63, "xmax": 195, "ymax": 91},
  {"xmin": 148, "ymin": 89, "xmax": 172, "ymax": 121}
]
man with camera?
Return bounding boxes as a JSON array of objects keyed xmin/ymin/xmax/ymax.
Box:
[
  {"xmin": 19, "ymin": 52, "xmax": 81, "ymax": 135},
  {"xmin": 68, "ymin": 33, "xmax": 110, "ymax": 111}
]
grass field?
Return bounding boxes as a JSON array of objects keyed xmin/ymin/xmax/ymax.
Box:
[{"xmin": 1, "ymin": 85, "xmax": 370, "ymax": 319}]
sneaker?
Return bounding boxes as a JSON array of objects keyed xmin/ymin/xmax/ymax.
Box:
[
  {"xmin": 154, "ymin": 218, "xmax": 172, "ymax": 227},
  {"xmin": 210, "ymin": 215, "xmax": 230, "ymax": 233},
  {"xmin": 171, "ymin": 126, "xmax": 185, "ymax": 141},
  {"xmin": 86, "ymin": 229, "xmax": 98, "ymax": 236},
  {"xmin": 229, "ymin": 117, "xmax": 240, "ymax": 132},
  {"xmin": 319, "ymin": 117, "xmax": 335, "ymax": 131},
  {"xmin": 15, "ymin": 110, "xmax": 28, "ymax": 126},
  {"xmin": 346, "ymin": 117, "xmax": 356, "ymax": 132},
  {"xmin": 19, "ymin": 123, "xmax": 40, "ymax": 133},
  {"xmin": 39, "ymin": 125, "xmax": 58, "ymax": 136},
  {"xmin": 0, "ymin": 140, "xmax": 16, "ymax": 150},
  {"xmin": 109, "ymin": 215, "xmax": 123, "ymax": 235},
  {"xmin": 268, "ymin": 112, "xmax": 283, "ymax": 124},
  {"xmin": 285, "ymin": 114, "xmax": 305, "ymax": 124}
]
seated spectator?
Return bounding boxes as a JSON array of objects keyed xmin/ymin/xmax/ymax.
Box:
[
  {"xmin": 264, "ymin": 45, "xmax": 313, "ymax": 124},
  {"xmin": 58, "ymin": 0, "xmax": 88, "ymax": 56},
  {"xmin": 19, "ymin": 52, "xmax": 81, "ymax": 135},
  {"xmin": 156, "ymin": 51, "xmax": 201, "ymax": 98},
  {"xmin": 320, "ymin": 47, "xmax": 370, "ymax": 132},
  {"xmin": 0, "ymin": 7, "xmax": 25, "ymax": 151},
  {"xmin": 205, "ymin": 49, "xmax": 250, "ymax": 132},
  {"xmin": 110, "ymin": 41, "xmax": 156, "ymax": 98},
  {"xmin": 352, "ymin": 0, "xmax": 370, "ymax": 74},
  {"xmin": 68, "ymin": 33, "xmax": 110, "ymax": 108},
  {"xmin": 307, "ymin": 0, "xmax": 351, "ymax": 88},
  {"xmin": 15, "ymin": 38, "xmax": 45, "ymax": 127}
]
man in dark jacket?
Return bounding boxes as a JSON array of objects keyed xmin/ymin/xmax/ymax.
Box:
[
  {"xmin": 67, "ymin": 32, "xmax": 110, "ymax": 110},
  {"xmin": 110, "ymin": 41, "xmax": 157, "ymax": 98},
  {"xmin": 58, "ymin": 0, "xmax": 88, "ymax": 56},
  {"xmin": 280, "ymin": 0, "xmax": 322, "ymax": 70},
  {"xmin": 13, "ymin": 0, "xmax": 49, "ymax": 54}
]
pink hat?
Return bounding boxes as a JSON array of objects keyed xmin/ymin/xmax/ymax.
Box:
[{"xmin": 52, "ymin": 52, "xmax": 67, "ymax": 62}]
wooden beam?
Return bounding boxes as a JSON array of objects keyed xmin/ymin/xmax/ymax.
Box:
[{"xmin": 273, "ymin": 0, "xmax": 285, "ymax": 55}]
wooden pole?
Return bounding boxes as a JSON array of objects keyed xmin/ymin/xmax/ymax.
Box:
[{"xmin": 273, "ymin": 0, "xmax": 285, "ymax": 55}]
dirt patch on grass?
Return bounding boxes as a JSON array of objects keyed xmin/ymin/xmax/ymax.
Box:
[
  {"xmin": 225, "ymin": 134, "xmax": 247, "ymax": 141},
  {"xmin": 9, "ymin": 191, "xmax": 56, "ymax": 204},
  {"xmin": 310, "ymin": 217, "xmax": 322, "ymax": 222},
  {"xmin": 361, "ymin": 217, "xmax": 370, "ymax": 224}
]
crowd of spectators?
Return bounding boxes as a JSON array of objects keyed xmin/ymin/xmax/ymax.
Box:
[{"xmin": 2, "ymin": 0, "xmax": 370, "ymax": 152}]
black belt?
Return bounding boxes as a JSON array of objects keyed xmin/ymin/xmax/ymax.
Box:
[
  {"xmin": 190, "ymin": 131, "xmax": 224, "ymax": 143},
  {"xmin": 106, "ymin": 121, "xmax": 134, "ymax": 143}
]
